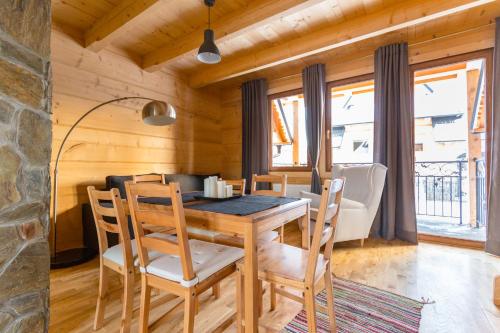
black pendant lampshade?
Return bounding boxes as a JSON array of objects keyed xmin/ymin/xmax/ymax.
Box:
[{"xmin": 197, "ymin": 0, "xmax": 221, "ymax": 64}]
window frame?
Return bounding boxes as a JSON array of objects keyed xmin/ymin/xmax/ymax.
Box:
[
  {"xmin": 268, "ymin": 88, "xmax": 312, "ymax": 171},
  {"xmin": 325, "ymin": 73, "xmax": 375, "ymax": 171}
]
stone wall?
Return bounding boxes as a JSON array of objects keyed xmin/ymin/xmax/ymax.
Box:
[{"xmin": 0, "ymin": 1, "xmax": 51, "ymax": 332}]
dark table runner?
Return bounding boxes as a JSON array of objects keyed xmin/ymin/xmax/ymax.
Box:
[
  {"xmin": 100, "ymin": 191, "xmax": 204, "ymax": 208},
  {"xmin": 138, "ymin": 191, "xmax": 203, "ymax": 205},
  {"xmin": 105, "ymin": 192, "xmax": 300, "ymax": 216},
  {"xmin": 187, "ymin": 195, "xmax": 300, "ymax": 216}
]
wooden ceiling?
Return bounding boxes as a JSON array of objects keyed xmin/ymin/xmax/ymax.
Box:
[{"xmin": 52, "ymin": 0, "xmax": 498, "ymax": 88}]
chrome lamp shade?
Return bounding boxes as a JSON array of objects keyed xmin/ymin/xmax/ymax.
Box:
[
  {"xmin": 197, "ymin": 29, "xmax": 221, "ymax": 64},
  {"xmin": 142, "ymin": 101, "xmax": 176, "ymax": 125}
]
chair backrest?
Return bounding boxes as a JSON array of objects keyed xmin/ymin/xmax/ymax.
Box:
[
  {"xmin": 87, "ymin": 186, "xmax": 133, "ymax": 268},
  {"xmin": 225, "ymin": 179, "xmax": 246, "ymax": 195},
  {"xmin": 133, "ymin": 174, "xmax": 166, "ymax": 184},
  {"xmin": 125, "ymin": 182, "xmax": 195, "ymax": 283},
  {"xmin": 251, "ymin": 174, "xmax": 287, "ymax": 197},
  {"xmin": 306, "ymin": 178, "xmax": 345, "ymax": 285}
]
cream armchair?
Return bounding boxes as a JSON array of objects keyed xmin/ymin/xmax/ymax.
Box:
[{"xmin": 300, "ymin": 163, "xmax": 387, "ymax": 246}]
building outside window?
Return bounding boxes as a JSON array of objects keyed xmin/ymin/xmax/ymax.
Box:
[
  {"xmin": 326, "ymin": 77, "xmax": 375, "ymax": 167},
  {"xmin": 269, "ymin": 91, "xmax": 309, "ymax": 169}
]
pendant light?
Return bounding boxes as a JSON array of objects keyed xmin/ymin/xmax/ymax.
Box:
[{"xmin": 197, "ymin": 0, "xmax": 221, "ymax": 64}]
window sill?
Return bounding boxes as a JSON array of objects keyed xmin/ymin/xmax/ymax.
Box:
[{"xmin": 269, "ymin": 166, "xmax": 312, "ymax": 172}]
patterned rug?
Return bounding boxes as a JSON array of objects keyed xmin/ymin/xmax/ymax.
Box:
[{"xmin": 282, "ymin": 277, "xmax": 424, "ymax": 333}]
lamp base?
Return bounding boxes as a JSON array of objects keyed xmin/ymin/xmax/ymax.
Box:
[{"xmin": 50, "ymin": 247, "xmax": 97, "ymax": 269}]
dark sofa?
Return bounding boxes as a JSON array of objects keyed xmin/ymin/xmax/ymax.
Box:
[{"xmin": 82, "ymin": 173, "xmax": 217, "ymax": 255}]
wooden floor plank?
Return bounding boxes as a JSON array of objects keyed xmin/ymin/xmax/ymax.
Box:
[{"xmin": 49, "ymin": 223, "xmax": 500, "ymax": 332}]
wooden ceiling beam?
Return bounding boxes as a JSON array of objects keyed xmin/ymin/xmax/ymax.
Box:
[
  {"xmin": 189, "ymin": 0, "xmax": 494, "ymax": 88},
  {"xmin": 142, "ymin": 0, "xmax": 326, "ymax": 72},
  {"xmin": 84, "ymin": 0, "xmax": 163, "ymax": 52}
]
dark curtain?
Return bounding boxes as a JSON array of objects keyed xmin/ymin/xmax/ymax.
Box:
[
  {"xmin": 242, "ymin": 79, "xmax": 269, "ymax": 193},
  {"xmin": 372, "ymin": 43, "xmax": 418, "ymax": 243},
  {"xmin": 303, "ymin": 64, "xmax": 326, "ymax": 194},
  {"xmin": 486, "ymin": 18, "xmax": 500, "ymax": 256}
]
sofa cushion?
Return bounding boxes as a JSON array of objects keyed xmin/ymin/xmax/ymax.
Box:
[
  {"xmin": 163, "ymin": 174, "xmax": 218, "ymax": 193},
  {"xmin": 106, "ymin": 173, "xmax": 216, "ymax": 198},
  {"xmin": 105, "ymin": 175, "xmax": 134, "ymax": 199}
]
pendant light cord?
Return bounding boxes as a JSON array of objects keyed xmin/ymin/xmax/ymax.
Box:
[{"xmin": 208, "ymin": 4, "xmax": 211, "ymax": 29}]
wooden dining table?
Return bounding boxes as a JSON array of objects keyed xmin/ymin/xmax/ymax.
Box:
[
  {"xmin": 183, "ymin": 197, "xmax": 311, "ymax": 332},
  {"xmin": 129, "ymin": 196, "xmax": 311, "ymax": 332}
]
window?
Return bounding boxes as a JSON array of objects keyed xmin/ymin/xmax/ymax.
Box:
[
  {"xmin": 325, "ymin": 75, "xmax": 374, "ymax": 169},
  {"xmin": 269, "ymin": 90, "xmax": 309, "ymax": 169},
  {"xmin": 413, "ymin": 56, "xmax": 488, "ymax": 162}
]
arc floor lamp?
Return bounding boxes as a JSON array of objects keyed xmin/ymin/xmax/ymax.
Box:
[{"xmin": 51, "ymin": 97, "xmax": 176, "ymax": 269}]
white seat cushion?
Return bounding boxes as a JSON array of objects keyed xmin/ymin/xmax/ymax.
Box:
[
  {"xmin": 188, "ymin": 227, "xmax": 279, "ymax": 247},
  {"xmin": 140, "ymin": 239, "xmax": 244, "ymax": 287},
  {"xmin": 102, "ymin": 232, "xmax": 172, "ymax": 267},
  {"xmin": 309, "ymin": 197, "xmax": 364, "ymax": 221},
  {"xmin": 187, "ymin": 226, "xmax": 220, "ymax": 240}
]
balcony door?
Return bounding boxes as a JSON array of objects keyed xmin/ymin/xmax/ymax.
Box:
[
  {"xmin": 411, "ymin": 50, "xmax": 492, "ymax": 244},
  {"xmin": 325, "ymin": 74, "xmax": 375, "ymax": 168}
]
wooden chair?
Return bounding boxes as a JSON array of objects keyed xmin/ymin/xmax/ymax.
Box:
[
  {"xmin": 133, "ymin": 174, "xmax": 166, "ymax": 184},
  {"xmin": 132, "ymin": 175, "xmax": 219, "ymax": 301},
  {"xmin": 87, "ymin": 186, "xmax": 135, "ymax": 333},
  {"xmin": 495, "ymin": 275, "xmax": 500, "ymax": 306},
  {"xmin": 251, "ymin": 174, "xmax": 288, "ymax": 242},
  {"xmin": 236, "ymin": 178, "xmax": 345, "ymax": 333},
  {"xmin": 251, "ymin": 174, "xmax": 287, "ymax": 197},
  {"xmin": 225, "ymin": 178, "xmax": 246, "ymax": 195},
  {"xmin": 125, "ymin": 181, "xmax": 244, "ymax": 333}
]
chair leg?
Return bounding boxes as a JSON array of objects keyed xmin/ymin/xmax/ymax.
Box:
[
  {"xmin": 236, "ymin": 267, "xmax": 244, "ymax": 333},
  {"xmin": 270, "ymin": 283, "xmax": 277, "ymax": 311},
  {"xmin": 194, "ymin": 297, "xmax": 200, "ymax": 315},
  {"xmin": 258, "ymin": 280, "xmax": 264, "ymax": 317},
  {"xmin": 212, "ymin": 282, "xmax": 221, "ymax": 299},
  {"xmin": 184, "ymin": 289, "xmax": 196, "ymax": 333},
  {"xmin": 139, "ymin": 275, "xmax": 151, "ymax": 333},
  {"xmin": 94, "ymin": 264, "xmax": 109, "ymax": 330},
  {"xmin": 360, "ymin": 238, "xmax": 364, "ymax": 247},
  {"xmin": 324, "ymin": 271, "xmax": 336, "ymax": 332},
  {"xmin": 151, "ymin": 287, "xmax": 160, "ymax": 296},
  {"xmin": 304, "ymin": 286, "xmax": 317, "ymax": 333},
  {"xmin": 120, "ymin": 269, "xmax": 134, "ymax": 333}
]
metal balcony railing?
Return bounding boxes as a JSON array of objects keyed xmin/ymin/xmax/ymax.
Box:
[
  {"xmin": 334, "ymin": 160, "xmax": 487, "ymax": 227},
  {"xmin": 476, "ymin": 159, "xmax": 486, "ymax": 227},
  {"xmin": 415, "ymin": 161, "xmax": 466, "ymax": 225}
]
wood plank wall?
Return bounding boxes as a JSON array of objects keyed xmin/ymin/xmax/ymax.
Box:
[
  {"xmin": 220, "ymin": 24, "xmax": 496, "ymax": 183},
  {"xmin": 51, "ymin": 28, "xmax": 222, "ymax": 251}
]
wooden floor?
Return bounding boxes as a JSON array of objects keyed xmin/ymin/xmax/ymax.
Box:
[{"xmin": 50, "ymin": 223, "xmax": 500, "ymax": 333}]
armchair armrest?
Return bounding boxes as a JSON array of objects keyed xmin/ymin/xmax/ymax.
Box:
[{"xmin": 299, "ymin": 191, "xmax": 321, "ymax": 208}]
